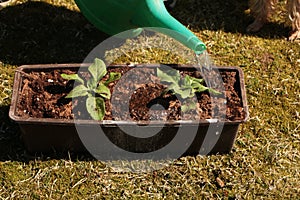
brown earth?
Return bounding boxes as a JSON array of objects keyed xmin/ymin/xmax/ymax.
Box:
[{"xmin": 16, "ymin": 66, "xmax": 246, "ymax": 122}]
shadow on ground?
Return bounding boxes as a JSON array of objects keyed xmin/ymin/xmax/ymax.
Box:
[
  {"xmin": 0, "ymin": 1, "xmax": 290, "ymax": 66},
  {"xmin": 0, "ymin": 1, "xmax": 110, "ymax": 65},
  {"xmin": 0, "ymin": 105, "xmax": 24, "ymax": 161},
  {"xmin": 0, "ymin": 105, "xmax": 95, "ymax": 162},
  {"xmin": 169, "ymin": 0, "xmax": 289, "ymax": 39}
]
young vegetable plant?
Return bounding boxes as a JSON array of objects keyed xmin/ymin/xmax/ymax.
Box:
[
  {"xmin": 61, "ymin": 58, "xmax": 121, "ymax": 120},
  {"xmin": 157, "ymin": 68, "xmax": 221, "ymax": 112}
]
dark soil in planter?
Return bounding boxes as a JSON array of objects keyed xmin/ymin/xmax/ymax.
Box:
[{"xmin": 16, "ymin": 66, "xmax": 246, "ymax": 121}]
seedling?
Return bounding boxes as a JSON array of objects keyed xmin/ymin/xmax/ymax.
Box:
[
  {"xmin": 157, "ymin": 68, "xmax": 221, "ymax": 112},
  {"xmin": 61, "ymin": 58, "xmax": 121, "ymax": 120}
]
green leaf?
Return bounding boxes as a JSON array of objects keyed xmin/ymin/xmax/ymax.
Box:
[
  {"xmin": 193, "ymin": 82, "xmax": 209, "ymax": 93},
  {"xmin": 157, "ymin": 68, "xmax": 220, "ymax": 99},
  {"xmin": 61, "ymin": 73, "xmax": 84, "ymax": 84},
  {"xmin": 181, "ymin": 88, "xmax": 193, "ymax": 98},
  {"xmin": 168, "ymin": 83, "xmax": 193, "ymax": 99},
  {"xmin": 88, "ymin": 58, "xmax": 107, "ymax": 82},
  {"xmin": 87, "ymin": 77, "xmax": 97, "ymax": 90},
  {"xmin": 167, "ymin": 83, "xmax": 179, "ymax": 92},
  {"xmin": 86, "ymin": 96, "xmax": 105, "ymax": 120},
  {"xmin": 190, "ymin": 76, "xmax": 204, "ymax": 84},
  {"xmin": 183, "ymin": 75, "xmax": 193, "ymax": 86},
  {"xmin": 65, "ymin": 85, "xmax": 88, "ymax": 98},
  {"xmin": 157, "ymin": 68, "xmax": 180, "ymax": 83},
  {"xmin": 181, "ymin": 100, "xmax": 197, "ymax": 112},
  {"xmin": 181, "ymin": 104, "xmax": 189, "ymax": 113},
  {"xmin": 104, "ymin": 72, "xmax": 121, "ymax": 86},
  {"xmin": 95, "ymin": 83, "xmax": 111, "ymax": 99},
  {"xmin": 209, "ymin": 88, "xmax": 222, "ymax": 95}
]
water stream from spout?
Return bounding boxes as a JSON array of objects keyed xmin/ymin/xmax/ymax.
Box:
[{"xmin": 195, "ymin": 50, "xmax": 214, "ymax": 87}]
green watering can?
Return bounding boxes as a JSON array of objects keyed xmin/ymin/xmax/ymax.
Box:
[{"xmin": 74, "ymin": 0, "xmax": 206, "ymax": 54}]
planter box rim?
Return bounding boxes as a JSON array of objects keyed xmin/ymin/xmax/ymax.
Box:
[
  {"xmin": 8, "ymin": 116, "xmax": 247, "ymax": 126},
  {"xmin": 10, "ymin": 63, "xmax": 249, "ymax": 124}
]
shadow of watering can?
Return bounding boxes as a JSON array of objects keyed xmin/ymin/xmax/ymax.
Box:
[{"xmin": 74, "ymin": 0, "xmax": 206, "ymax": 54}]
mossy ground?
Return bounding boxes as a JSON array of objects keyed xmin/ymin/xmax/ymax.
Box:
[{"xmin": 0, "ymin": 0, "xmax": 299, "ymax": 199}]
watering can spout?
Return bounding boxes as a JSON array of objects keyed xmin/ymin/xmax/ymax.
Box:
[
  {"xmin": 134, "ymin": 0, "xmax": 206, "ymax": 54},
  {"xmin": 75, "ymin": 0, "xmax": 206, "ymax": 54}
]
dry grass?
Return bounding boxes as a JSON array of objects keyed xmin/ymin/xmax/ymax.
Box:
[{"xmin": 0, "ymin": 0, "xmax": 299, "ymax": 199}]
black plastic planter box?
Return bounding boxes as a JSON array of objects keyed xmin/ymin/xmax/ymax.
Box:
[{"xmin": 9, "ymin": 64, "xmax": 248, "ymax": 156}]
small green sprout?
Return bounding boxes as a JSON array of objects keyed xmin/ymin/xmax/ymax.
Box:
[
  {"xmin": 61, "ymin": 58, "xmax": 121, "ymax": 120},
  {"xmin": 157, "ymin": 68, "xmax": 221, "ymax": 112}
]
